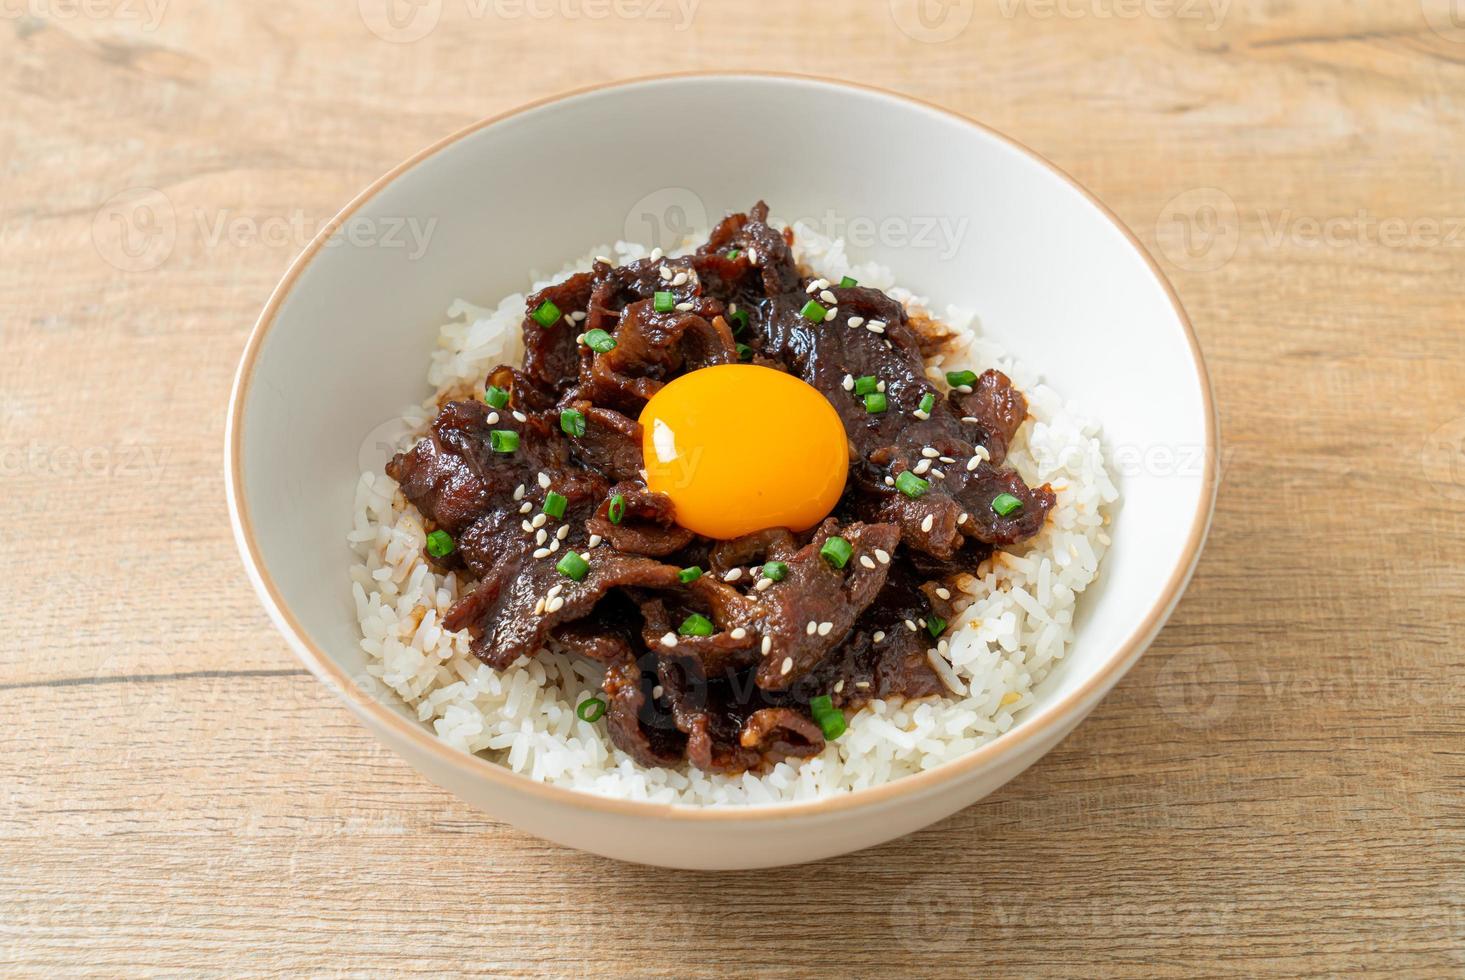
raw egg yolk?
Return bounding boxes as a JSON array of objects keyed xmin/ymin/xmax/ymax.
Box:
[{"xmin": 639, "ymin": 364, "xmax": 849, "ymax": 540}]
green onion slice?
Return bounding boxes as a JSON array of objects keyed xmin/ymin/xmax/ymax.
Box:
[
  {"xmin": 729, "ymin": 308, "xmax": 750, "ymax": 334},
  {"xmin": 653, "ymin": 291, "xmax": 675, "ymax": 313},
  {"xmin": 991, "ymin": 492, "xmax": 1023, "ymax": 517},
  {"xmin": 678, "ymin": 566, "xmax": 702, "ymax": 584},
  {"xmin": 556, "ymin": 551, "xmax": 589, "ymax": 581},
  {"xmin": 678, "ymin": 613, "xmax": 714, "ymax": 637},
  {"xmin": 484, "ymin": 385, "xmax": 510, "ymax": 409},
  {"xmin": 762, "ymin": 560, "xmax": 788, "ymax": 582},
  {"xmin": 607, "ymin": 494, "xmax": 626, "ymax": 524},
  {"xmin": 736, "ymin": 343, "xmax": 753, "ymax": 361},
  {"xmin": 864, "ymin": 392, "xmax": 888, "ymax": 414},
  {"xmin": 531, "ymin": 299, "xmax": 561, "ymax": 328},
  {"xmin": 946, "ymin": 369, "xmax": 978, "ymax": 388},
  {"xmin": 853, "ymin": 375, "xmax": 879, "ymax": 396},
  {"xmin": 584, "ymin": 329, "xmax": 617, "ymax": 353},
  {"xmin": 809, "ymin": 694, "xmax": 846, "ymax": 740},
  {"xmin": 895, "ymin": 470, "xmax": 929, "ymax": 498},
  {"xmin": 576, "ymin": 697, "xmax": 607, "ymax": 722},
  {"xmin": 425, "ymin": 529, "xmax": 455, "ymax": 558},
  {"xmin": 542, "ymin": 491, "xmax": 567, "ymax": 520},
  {"xmin": 820, "ymin": 536, "xmax": 853, "ymax": 569},
  {"xmin": 838, "ymin": 276, "xmax": 858, "ymax": 288},
  {"xmin": 927, "ymin": 615, "xmax": 947, "ymax": 639},
  {"xmin": 489, "ymin": 430, "xmax": 519, "ymax": 454},
  {"xmin": 799, "ymin": 299, "xmax": 828, "ymax": 322},
  {"xmin": 918, "ymin": 392, "xmax": 936, "ymax": 414},
  {"xmin": 726, "ymin": 248, "xmax": 742, "ymax": 260},
  {"xmin": 560, "ymin": 409, "xmax": 586, "ymax": 437}
]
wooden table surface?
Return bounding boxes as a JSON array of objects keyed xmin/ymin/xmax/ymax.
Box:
[{"xmin": 4, "ymin": 1, "xmax": 1463, "ymax": 975}]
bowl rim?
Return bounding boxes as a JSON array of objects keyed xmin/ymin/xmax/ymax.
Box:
[{"xmin": 226, "ymin": 70, "xmax": 1218, "ymax": 822}]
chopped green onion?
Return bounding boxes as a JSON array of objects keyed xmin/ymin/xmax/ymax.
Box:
[
  {"xmin": 809, "ymin": 694, "xmax": 846, "ymax": 740},
  {"xmin": 678, "ymin": 566, "xmax": 702, "ymax": 584},
  {"xmin": 946, "ymin": 369, "xmax": 978, "ymax": 388},
  {"xmin": 864, "ymin": 392, "xmax": 888, "ymax": 414},
  {"xmin": 425, "ymin": 529, "xmax": 454, "ymax": 558},
  {"xmin": 607, "ymin": 494, "xmax": 626, "ymax": 524},
  {"xmin": 678, "ymin": 613, "xmax": 714, "ymax": 637},
  {"xmin": 838, "ymin": 275, "xmax": 858, "ymax": 288},
  {"xmin": 653, "ymin": 291, "xmax": 675, "ymax": 313},
  {"xmin": 736, "ymin": 343, "xmax": 753, "ymax": 361},
  {"xmin": 799, "ymin": 299, "xmax": 828, "ymax": 322},
  {"xmin": 927, "ymin": 615, "xmax": 947, "ymax": 639},
  {"xmin": 918, "ymin": 392, "xmax": 936, "ymax": 414},
  {"xmin": 991, "ymin": 492, "xmax": 1023, "ymax": 517},
  {"xmin": 489, "ymin": 430, "xmax": 519, "ymax": 454},
  {"xmin": 896, "ymin": 470, "xmax": 929, "ymax": 498},
  {"xmin": 584, "ymin": 328, "xmax": 617, "ymax": 353},
  {"xmin": 542, "ymin": 491, "xmax": 567, "ymax": 520},
  {"xmin": 762, "ymin": 560, "xmax": 788, "ymax": 582},
  {"xmin": 560, "ymin": 409, "xmax": 586, "ymax": 437},
  {"xmin": 726, "ymin": 248, "xmax": 742, "ymax": 260},
  {"xmin": 531, "ymin": 299, "xmax": 561, "ymax": 328},
  {"xmin": 729, "ymin": 308, "xmax": 750, "ymax": 333},
  {"xmin": 556, "ymin": 551, "xmax": 589, "ymax": 581},
  {"xmin": 853, "ymin": 375, "xmax": 879, "ymax": 396},
  {"xmin": 576, "ymin": 697, "xmax": 606, "ymax": 722},
  {"xmin": 820, "ymin": 536, "xmax": 852, "ymax": 569},
  {"xmin": 484, "ymin": 385, "xmax": 510, "ymax": 409}
]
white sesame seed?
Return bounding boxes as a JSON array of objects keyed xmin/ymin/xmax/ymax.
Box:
[
  {"xmin": 904, "ymin": 619, "xmax": 917, "ymax": 631},
  {"xmin": 936, "ymin": 587, "xmax": 951, "ymax": 600},
  {"xmin": 546, "ymin": 596, "xmax": 564, "ymax": 613},
  {"xmin": 675, "ymin": 302, "xmax": 693, "ymax": 312},
  {"xmin": 848, "ymin": 316, "xmax": 864, "ymax": 328},
  {"xmin": 780, "ymin": 657, "xmax": 793, "ymax": 675},
  {"xmin": 659, "ymin": 265, "xmax": 672, "ymax": 281},
  {"xmin": 486, "ymin": 412, "xmax": 499, "ymax": 425},
  {"xmin": 588, "ymin": 534, "xmax": 602, "ymax": 548},
  {"xmin": 841, "ymin": 374, "xmax": 854, "ymax": 391},
  {"xmin": 914, "ymin": 459, "xmax": 931, "ymax": 475},
  {"xmin": 967, "ymin": 456, "xmax": 981, "ymax": 471},
  {"xmin": 974, "ymin": 445, "xmax": 991, "ymax": 462},
  {"xmin": 939, "ymin": 456, "xmax": 956, "ymax": 464},
  {"xmin": 877, "ymin": 380, "xmax": 886, "ymax": 392},
  {"xmin": 548, "ymin": 584, "xmax": 562, "ymax": 597},
  {"xmin": 834, "ymin": 679, "xmax": 845, "ymax": 693},
  {"xmin": 730, "ymin": 627, "xmax": 747, "ymax": 640},
  {"xmin": 521, "ymin": 520, "xmax": 534, "ymax": 533},
  {"xmin": 917, "ymin": 617, "xmax": 927, "ymax": 628},
  {"xmin": 820, "ymin": 289, "xmax": 837, "ymax": 304},
  {"xmin": 576, "ymin": 333, "xmax": 586, "ymax": 345},
  {"xmin": 563, "ymin": 314, "xmax": 574, "ymax": 326},
  {"xmin": 723, "ymin": 568, "xmax": 743, "ymax": 583},
  {"xmin": 519, "ymin": 502, "xmax": 532, "ymax": 514},
  {"xmin": 817, "ymin": 621, "xmax": 833, "ymax": 636},
  {"xmin": 931, "ymin": 469, "xmax": 946, "ymax": 479},
  {"xmin": 535, "ymin": 529, "xmax": 547, "ymax": 546},
  {"xmin": 537, "ymin": 472, "xmax": 550, "ymax": 489},
  {"xmin": 884, "ymin": 476, "xmax": 895, "ymax": 487},
  {"xmin": 956, "ymin": 385, "xmax": 973, "ymax": 394},
  {"xmin": 581, "ymin": 552, "xmax": 590, "ymax": 560},
  {"xmin": 868, "ymin": 323, "xmax": 885, "ymax": 334},
  {"xmin": 512, "ymin": 411, "xmax": 527, "ymax": 423},
  {"xmin": 557, "ymin": 525, "xmax": 570, "ymax": 540},
  {"xmin": 672, "ymin": 272, "xmax": 689, "ymax": 286},
  {"xmin": 534, "ymin": 598, "xmax": 546, "ymax": 615},
  {"xmin": 938, "ymin": 638, "xmax": 949, "ymax": 654},
  {"xmin": 650, "ymin": 247, "xmax": 663, "ymax": 262},
  {"xmin": 532, "ymin": 514, "xmax": 547, "ymax": 529},
  {"xmin": 761, "ymin": 636, "xmax": 772, "ymax": 655},
  {"xmin": 661, "ymin": 632, "xmax": 678, "ymax": 648},
  {"xmin": 514, "ymin": 484, "xmax": 526, "ymax": 500},
  {"xmin": 754, "ymin": 577, "xmax": 773, "ymax": 591},
  {"xmin": 859, "ymin": 555, "xmax": 876, "ymax": 570},
  {"xmin": 805, "ymin": 280, "xmax": 820, "ymax": 294},
  {"xmin": 912, "ymin": 410, "xmax": 930, "ymax": 420},
  {"xmin": 595, "ymin": 255, "xmax": 610, "ymax": 265},
  {"xmin": 922, "ymin": 447, "xmax": 939, "ymax": 458},
  {"xmin": 824, "ymin": 307, "xmax": 838, "ymax": 322},
  {"xmin": 806, "ymin": 621, "xmax": 818, "ymax": 636},
  {"xmin": 958, "ymin": 512, "xmax": 969, "ymax": 524},
  {"xmin": 856, "ymin": 680, "xmax": 870, "ymax": 689},
  {"xmin": 548, "ymin": 540, "xmax": 560, "ymax": 553},
  {"xmin": 533, "ymin": 548, "xmax": 550, "ymax": 559},
  {"xmin": 875, "ymin": 549, "xmax": 891, "ymax": 564},
  {"xmin": 873, "ymin": 630, "xmax": 886, "ymax": 643},
  {"xmin": 921, "ymin": 514, "xmax": 934, "ymax": 533},
  {"xmin": 652, "ymin": 684, "xmax": 664, "ymax": 699},
  {"xmin": 746, "ymin": 248, "xmax": 757, "ymax": 264}
]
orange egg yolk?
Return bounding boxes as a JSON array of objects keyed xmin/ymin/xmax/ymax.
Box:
[{"xmin": 639, "ymin": 364, "xmax": 850, "ymax": 540}]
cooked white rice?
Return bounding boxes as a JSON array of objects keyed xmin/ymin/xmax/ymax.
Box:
[{"xmin": 347, "ymin": 223, "xmax": 1117, "ymax": 805}]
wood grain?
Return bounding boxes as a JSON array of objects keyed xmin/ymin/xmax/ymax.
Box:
[{"xmin": 2, "ymin": 1, "xmax": 1463, "ymax": 975}]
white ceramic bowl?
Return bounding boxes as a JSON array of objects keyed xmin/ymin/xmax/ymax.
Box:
[{"xmin": 227, "ymin": 73, "xmax": 1216, "ymax": 870}]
